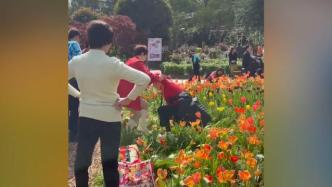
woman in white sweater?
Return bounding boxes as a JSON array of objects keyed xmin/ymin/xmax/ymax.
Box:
[{"xmin": 68, "ymin": 20, "xmax": 150, "ymax": 187}]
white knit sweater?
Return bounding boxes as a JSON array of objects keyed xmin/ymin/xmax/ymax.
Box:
[{"xmin": 68, "ymin": 49, "xmax": 150, "ymax": 122}]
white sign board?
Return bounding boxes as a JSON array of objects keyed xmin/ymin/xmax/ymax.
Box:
[{"xmin": 148, "ymin": 38, "xmax": 162, "ymax": 61}]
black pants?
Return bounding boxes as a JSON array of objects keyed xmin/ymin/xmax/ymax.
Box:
[
  {"xmin": 191, "ymin": 64, "xmax": 201, "ymax": 81},
  {"xmin": 69, "ymin": 78, "xmax": 79, "ymax": 142},
  {"xmin": 158, "ymin": 93, "xmax": 211, "ymax": 131},
  {"xmin": 158, "ymin": 105, "xmax": 177, "ymax": 131},
  {"xmin": 75, "ymin": 117, "xmax": 121, "ymax": 187}
]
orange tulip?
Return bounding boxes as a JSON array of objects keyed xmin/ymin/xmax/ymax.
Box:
[
  {"xmin": 248, "ymin": 136, "xmax": 261, "ymax": 145},
  {"xmin": 228, "ymin": 135, "xmax": 238, "ymax": 144},
  {"xmin": 223, "ymin": 170, "xmax": 235, "ymax": 181},
  {"xmin": 238, "ymin": 170, "xmax": 251, "ymax": 181},
  {"xmin": 190, "ymin": 119, "xmax": 201, "ymax": 127},
  {"xmin": 157, "ymin": 168, "xmax": 168, "ymax": 180},
  {"xmin": 246, "ymin": 158, "xmax": 257, "ymax": 169},
  {"xmin": 243, "ymin": 151, "xmax": 254, "ymax": 159},
  {"xmin": 259, "ymin": 120, "xmax": 265, "ymax": 127},
  {"xmin": 193, "ymin": 161, "xmax": 201, "ymax": 169},
  {"xmin": 217, "ymin": 152, "xmax": 225, "ymax": 160},
  {"xmin": 183, "ymin": 176, "xmax": 195, "ymax": 187},
  {"xmin": 194, "ymin": 149, "xmax": 210, "ymax": 160},
  {"xmin": 208, "ymin": 128, "xmax": 220, "ymax": 140},
  {"xmin": 218, "ymin": 140, "xmax": 230, "ymax": 150},
  {"xmin": 179, "ymin": 120, "xmax": 186, "ymax": 127}
]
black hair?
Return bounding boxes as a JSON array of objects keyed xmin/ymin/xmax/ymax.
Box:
[
  {"xmin": 68, "ymin": 28, "xmax": 80, "ymax": 40},
  {"xmin": 87, "ymin": 20, "xmax": 113, "ymax": 49},
  {"xmin": 134, "ymin": 45, "xmax": 148, "ymax": 56}
]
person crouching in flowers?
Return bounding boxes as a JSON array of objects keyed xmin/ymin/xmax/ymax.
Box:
[
  {"xmin": 205, "ymin": 68, "xmax": 224, "ymax": 83},
  {"xmin": 154, "ymin": 76, "xmax": 211, "ymax": 131}
]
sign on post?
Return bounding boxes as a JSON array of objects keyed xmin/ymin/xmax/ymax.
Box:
[{"xmin": 148, "ymin": 38, "xmax": 162, "ymax": 61}]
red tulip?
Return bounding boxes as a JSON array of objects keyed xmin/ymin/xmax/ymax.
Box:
[
  {"xmin": 230, "ymin": 155, "xmax": 239, "ymax": 163},
  {"xmin": 240, "ymin": 96, "xmax": 247, "ymax": 104}
]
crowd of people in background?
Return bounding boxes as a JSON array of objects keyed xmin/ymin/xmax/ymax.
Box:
[{"xmin": 169, "ymin": 42, "xmax": 264, "ymax": 81}]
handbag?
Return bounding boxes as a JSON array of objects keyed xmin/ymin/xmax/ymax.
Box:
[{"xmin": 119, "ymin": 145, "xmax": 156, "ymax": 187}]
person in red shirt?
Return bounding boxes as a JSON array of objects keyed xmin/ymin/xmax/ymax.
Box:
[
  {"xmin": 154, "ymin": 77, "xmax": 211, "ymax": 131},
  {"xmin": 117, "ymin": 45, "xmax": 160, "ymax": 132}
]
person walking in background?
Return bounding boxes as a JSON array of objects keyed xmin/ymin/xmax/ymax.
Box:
[
  {"xmin": 190, "ymin": 50, "xmax": 201, "ymax": 82},
  {"xmin": 228, "ymin": 47, "xmax": 238, "ymax": 76},
  {"xmin": 69, "ymin": 20, "xmax": 150, "ymax": 187},
  {"xmin": 117, "ymin": 45, "xmax": 161, "ymax": 132},
  {"xmin": 68, "ymin": 28, "xmax": 82, "ymax": 142}
]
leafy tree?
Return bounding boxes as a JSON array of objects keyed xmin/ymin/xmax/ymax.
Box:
[
  {"xmin": 69, "ymin": 15, "xmax": 139, "ymax": 57},
  {"xmin": 71, "ymin": 7, "xmax": 101, "ymax": 23},
  {"xmin": 69, "ymin": 0, "xmax": 114, "ymax": 16},
  {"xmin": 233, "ymin": 0, "xmax": 264, "ymax": 34},
  {"xmin": 167, "ymin": 0, "xmax": 198, "ymax": 13},
  {"xmin": 114, "ymin": 0, "xmax": 173, "ymax": 43},
  {"xmin": 101, "ymin": 15, "xmax": 138, "ymax": 57}
]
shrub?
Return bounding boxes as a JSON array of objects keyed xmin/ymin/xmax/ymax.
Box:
[
  {"xmin": 161, "ymin": 62, "xmax": 231, "ymax": 76},
  {"xmin": 161, "ymin": 62, "xmax": 187, "ymax": 75}
]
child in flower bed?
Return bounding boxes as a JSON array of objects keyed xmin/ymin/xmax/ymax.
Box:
[{"xmin": 154, "ymin": 76, "xmax": 211, "ymax": 131}]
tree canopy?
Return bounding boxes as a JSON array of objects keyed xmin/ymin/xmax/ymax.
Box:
[{"xmin": 114, "ymin": 0, "xmax": 173, "ymax": 43}]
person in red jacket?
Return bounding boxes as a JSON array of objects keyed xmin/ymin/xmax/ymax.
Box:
[
  {"xmin": 154, "ymin": 77, "xmax": 211, "ymax": 131},
  {"xmin": 117, "ymin": 45, "xmax": 160, "ymax": 132}
]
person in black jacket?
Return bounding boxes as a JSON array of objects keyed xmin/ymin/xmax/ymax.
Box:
[
  {"xmin": 242, "ymin": 45, "xmax": 255, "ymax": 76},
  {"xmin": 228, "ymin": 47, "xmax": 238, "ymax": 76}
]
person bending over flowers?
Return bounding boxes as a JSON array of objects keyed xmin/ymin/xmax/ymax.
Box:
[{"xmin": 154, "ymin": 77, "xmax": 211, "ymax": 131}]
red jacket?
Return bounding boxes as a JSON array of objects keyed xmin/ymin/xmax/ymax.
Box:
[
  {"xmin": 117, "ymin": 56, "xmax": 159, "ymax": 111},
  {"xmin": 160, "ymin": 79, "xmax": 184, "ymax": 105}
]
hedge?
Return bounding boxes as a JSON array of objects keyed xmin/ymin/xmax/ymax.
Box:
[{"xmin": 161, "ymin": 62, "xmax": 242, "ymax": 76}]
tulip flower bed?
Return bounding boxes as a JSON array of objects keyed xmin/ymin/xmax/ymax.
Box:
[
  {"xmin": 134, "ymin": 74, "xmax": 264, "ymax": 187},
  {"xmin": 93, "ymin": 74, "xmax": 264, "ymax": 187}
]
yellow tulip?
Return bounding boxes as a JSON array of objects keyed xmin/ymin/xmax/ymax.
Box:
[
  {"xmin": 217, "ymin": 107, "xmax": 225, "ymax": 112},
  {"xmin": 208, "ymin": 101, "xmax": 215, "ymax": 106}
]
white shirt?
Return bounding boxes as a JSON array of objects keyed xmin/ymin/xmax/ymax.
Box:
[{"xmin": 68, "ymin": 49, "xmax": 150, "ymax": 122}]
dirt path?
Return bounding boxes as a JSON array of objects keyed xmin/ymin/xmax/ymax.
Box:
[{"xmin": 68, "ymin": 141, "xmax": 102, "ymax": 187}]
